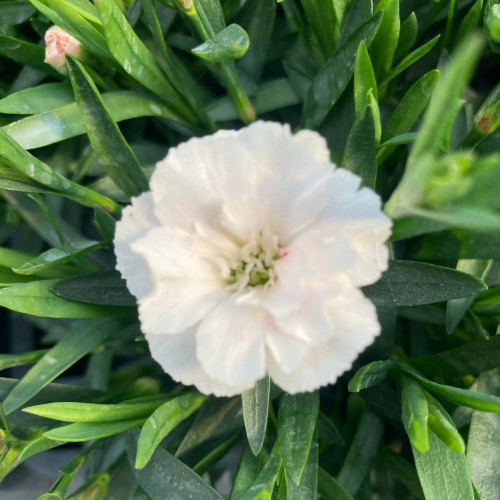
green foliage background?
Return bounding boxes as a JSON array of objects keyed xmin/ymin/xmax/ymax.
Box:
[{"xmin": 0, "ymin": 0, "xmax": 499, "ymax": 498}]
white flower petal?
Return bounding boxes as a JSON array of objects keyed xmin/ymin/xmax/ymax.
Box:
[
  {"xmin": 146, "ymin": 330, "xmax": 254, "ymax": 397},
  {"xmin": 267, "ymin": 287, "xmax": 380, "ymax": 394},
  {"xmin": 196, "ymin": 295, "xmax": 269, "ymax": 386},
  {"xmin": 139, "ymin": 279, "xmax": 228, "ymax": 335},
  {"xmin": 114, "ymin": 192, "xmax": 158, "ymax": 300}
]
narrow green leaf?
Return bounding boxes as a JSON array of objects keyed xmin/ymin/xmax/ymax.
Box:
[
  {"xmin": 2, "ymin": 317, "xmax": 128, "ymax": 415},
  {"xmin": 234, "ymin": 440, "xmax": 282, "ymax": 500},
  {"xmin": 467, "ymin": 368, "xmax": 500, "ymax": 499},
  {"xmin": 0, "ymin": 279, "xmax": 129, "ymax": 318},
  {"xmin": 354, "ymin": 41, "xmax": 377, "ymax": 118},
  {"xmin": 241, "ymin": 377, "xmax": 269, "ymax": 458},
  {"xmin": 3, "ymin": 91, "xmax": 185, "ymax": 150},
  {"xmin": 363, "ymin": 260, "xmax": 487, "ymax": 308},
  {"xmin": 302, "ymin": 12, "xmax": 382, "ymax": 129},
  {"xmin": 128, "ymin": 430, "xmax": 225, "ymax": 500},
  {"xmin": 454, "ymin": 0, "xmax": 483, "ymax": 48},
  {"xmin": 50, "ymin": 270, "xmax": 137, "ymax": 307},
  {"xmin": 384, "ymin": 35, "xmax": 440, "ymax": 85},
  {"xmin": 341, "ymin": 102, "xmax": 377, "ymax": 188},
  {"xmin": 412, "ymin": 430, "xmax": 474, "ymax": 500},
  {"xmin": 278, "ymin": 391, "xmax": 319, "ymax": 485},
  {"xmin": 0, "ymin": 128, "xmax": 120, "ymax": 213},
  {"xmin": 400, "ymin": 374, "xmax": 429, "ymax": 453},
  {"xmin": 192, "ymin": 23, "xmax": 249, "ymax": 62},
  {"xmin": 135, "ymin": 391, "xmax": 207, "ymax": 469},
  {"xmin": 337, "ymin": 409, "xmax": 383, "ymax": 495},
  {"xmin": 94, "ymin": 206, "xmax": 116, "ymax": 245},
  {"xmin": 286, "ymin": 431, "xmax": 318, "ymax": 500},
  {"xmin": 13, "ymin": 240, "xmax": 104, "ymax": 276},
  {"xmin": 66, "ymin": 55, "xmax": 149, "ymax": 197},
  {"xmin": 97, "ymin": 0, "xmax": 193, "ymax": 122},
  {"xmin": 0, "ymin": 349, "xmax": 50, "ymax": 371},
  {"xmin": 446, "ymin": 259, "xmax": 492, "ymax": 333},
  {"xmin": 348, "ymin": 360, "xmax": 395, "ymax": 392},
  {"xmin": 0, "ymin": 1, "xmax": 36, "ymax": 26},
  {"xmin": 394, "ymin": 12, "xmax": 417, "ymax": 63},
  {"xmin": 44, "ymin": 418, "xmax": 144, "ymax": 442},
  {"xmin": 427, "ymin": 394, "xmax": 465, "ymax": 453},
  {"xmin": 0, "ymin": 84, "xmax": 74, "ymax": 114},
  {"xmin": 381, "ymin": 69, "xmax": 439, "ymax": 144},
  {"xmin": 338, "ymin": 0, "xmax": 372, "ymax": 46},
  {"xmin": 25, "ymin": 398, "xmax": 169, "ymax": 423},
  {"xmin": 317, "ymin": 467, "xmax": 354, "ymax": 500},
  {"xmin": 229, "ymin": 447, "xmax": 260, "ymax": 500},
  {"xmin": 408, "ymin": 34, "xmax": 483, "ymax": 162},
  {"xmin": 370, "ymin": 0, "xmax": 400, "ymax": 80},
  {"xmin": 404, "ymin": 369, "xmax": 500, "ymax": 413}
]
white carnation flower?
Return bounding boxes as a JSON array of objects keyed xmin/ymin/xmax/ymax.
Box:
[{"xmin": 114, "ymin": 121, "xmax": 392, "ymax": 396}]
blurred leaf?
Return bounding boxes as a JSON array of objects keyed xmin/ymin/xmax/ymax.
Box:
[
  {"xmin": 400, "ymin": 373, "xmax": 429, "ymax": 453},
  {"xmin": 44, "ymin": 418, "xmax": 144, "ymax": 442},
  {"xmin": 12, "ymin": 240, "xmax": 104, "ymax": 276},
  {"xmin": 299, "ymin": 0, "xmax": 339, "ymax": 60},
  {"xmin": 237, "ymin": 0, "xmax": 276, "ymax": 82},
  {"xmin": 2, "ymin": 317, "xmax": 127, "ymax": 415},
  {"xmin": 467, "ymin": 368, "xmax": 500, "ymax": 500},
  {"xmin": 302, "ymin": 11, "xmax": 382, "ymax": 129},
  {"xmin": 427, "ymin": 394, "xmax": 465, "ymax": 453},
  {"xmin": 0, "ymin": 34, "xmax": 59, "ymax": 77},
  {"xmin": 26, "ymin": 397, "xmax": 169, "ymax": 423},
  {"xmin": 0, "ymin": 349, "xmax": 49, "ymax": 371},
  {"xmin": 94, "ymin": 206, "xmax": 116, "ymax": 246},
  {"xmin": 454, "ymin": 0, "xmax": 483, "ymax": 48},
  {"xmin": 0, "ymin": 84, "xmax": 74, "ymax": 114},
  {"xmin": 348, "ymin": 360, "xmax": 395, "ymax": 392},
  {"xmin": 3, "ymin": 91, "xmax": 183, "ymax": 150},
  {"xmin": 410, "ymin": 335, "xmax": 500, "ymax": 378},
  {"xmin": 317, "ymin": 467, "xmax": 354, "ymax": 500},
  {"xmin": 337, "ymin": 409, "xmax": 383, "ymax": 495},
  {"xmin": 363, "ymin": 260, "xmax": 487, "ymax": 308},
  {"xmin": 51, "ymin": 270, "xmax": 137, "ymax": 307},
  {"xmin": 370, "ymin": 0, "xmax": 400, "ymax": 80},
  {"xmin": 278, "ymin": 391, "xmax": 319, "ymax": 485},
  {"xmin": 341, "ymin": 101, "xmax": 377, "ymax": 188},
  {"xmin": 67, "ymin": 56, "xmax": 149, "ymax": 197},
  {"xmin": 135, "ymin": 391, "xmax": 207, "ymax": 469},
  {"xmin": 407, "ymin": 34, "xmax": 483, "ymax": 163},
  {"xmin": 446, "ymin": 259, "xmax": 492, "ymax": 333},
  {"xmin": 0, "ymin": 1, "xmax": 36, "ymax": 26},
  {"xmin": 412, "ymin": 429, "xmax": 474, "ymax": 500},
  {"xmin": 233, "ymin": 440, "xmax": 282, "ymax": 500},
  {"xmin": 192, "ymin": 23, "xmax": 249, "ymax": 62},
  {"xmin": 241, "ymin": 377, "xmax": 269, "ymax": 457},
  {"xmin": 384, "ymin": 35, "xmax": 440, "ymax": 85},
  {"xmin": 0, "ymin": 279, "xmax": 130, "ymax": 318}
]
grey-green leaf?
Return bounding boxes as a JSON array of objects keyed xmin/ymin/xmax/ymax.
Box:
[
  {"xmin": 66, "ymin": 55, "xmax": 149, "ymax": 197},
  {"xmin": 192, "ymin": 23, "xmax": 250, "ymax": 62},
  {"xmin": 241, "ymin": 377, "xmax": 270, "ymax": 457},
  {"xmin": 363, "ymin": 260, "xmax": 487, "ymax": 307}
]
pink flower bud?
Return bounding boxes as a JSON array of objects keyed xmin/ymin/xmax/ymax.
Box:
[{"xmin": 44, "ymin": 26, "xmax": 81, "ymax": 71}]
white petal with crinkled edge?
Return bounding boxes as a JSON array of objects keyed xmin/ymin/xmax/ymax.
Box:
[
  {"xmin": 267, "ymin": 287, "xmax": 380, "ymax": 394},
  {"xmin": 138, "ymin": 279, "xmax": 229, "ymax": 336},
  {"xmin": 146, "ymin": 330, "xmax": 254, "ymax": 397},
  {"xmin": 150, "ymin": 133, "xmax": 256, "ymax": 232},
  {"xmin": 196, "ymin": 294, "xmax": 272, "ymax": 386},
  {"xmin": 114, "ymin": 192, "xmax": 158, "ymax": 300}
]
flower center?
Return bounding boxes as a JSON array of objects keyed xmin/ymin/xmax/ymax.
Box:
[{"xmin": 225, "ymin": 228, "xmax": 286, "ymax": 292}]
